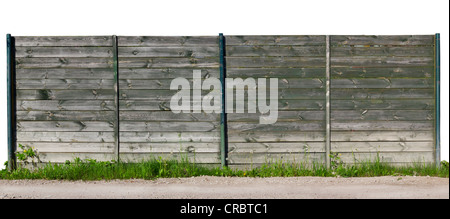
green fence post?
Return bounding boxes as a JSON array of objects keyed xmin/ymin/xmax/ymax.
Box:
[
  {"xmin": 6, "ymin": 34, "xmax": 17, "ymax": 171},
  {"xmin": 435, "ymin": 33, "xmax": 440, "ymax": 166},
  {"xmin": 219, "ymin": 33, "xmax": 228, "ymax": 167}
]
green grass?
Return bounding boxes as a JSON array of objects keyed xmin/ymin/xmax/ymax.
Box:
[{"xmin": 1, "ymin": 157, "xmax": 448, "ymax": 180}]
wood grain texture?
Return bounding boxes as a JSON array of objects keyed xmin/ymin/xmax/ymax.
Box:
[
  {"xmin": 331, "ymin": 99, "xmax": 434, "ymax": 110},
  {"xmin": 227, "ymin": 57, "xmax": 325, "ymax": 68},
  {"xmin": 330, "ymin": 35, "xmax": 434, "ymax": 46},
  {"xmin": 331, "ymin": 121, "xmax": 433, "ymax": 131},
  {"xmin": 17, "ymin": 79, "xmax": 114, "ymax": 89},
  {"xmin": 227, "ymin": 68, "xmax": 325, "ymax": 78},
  {"xmin": 118, "ymin": 153, "xmax": 220, "ymax": 164},
  {"xmin": 17, "ymin": 110, "xmax": 115, "ymax": 121},
  {"xmin": 118, "ymin": 36, "xmax": 218, "ymax": 47},
  {"xmin": 226, "ymin": 46, "xmax": 325, "ymax": 57},
  {"xmin": 331, "ymin": 131, "xmax": 433, "ymax": 142},
  {"xmin": 17, "ymin": 131, "xmax": 115, "ymax": 142},
  {"xmin": 120, "ymin": 121, "xmax": 219, "ymax": 132},
  {"xmin": 17, "ymin": 142, "xmax": 115, "ymax": 153},
  {"xmin": 16, "ymin": 47, "xmax": 113, "ymax": 58},
  {"xmin": 120, "ymin": 132, "xmax": 220, "ymax": 143},
  {"xmin": 331, "ymin": 142, "xmax": 433, "ymax": 152},
  {"xmin": 15, "ymin": 36, "xmax": 112, "ymax": 47},
  {"xmin": 17, "ymin": 100, "xmax": 115, "ymax": 111},
  {"xmin": 16, "ymin": 68, "xmax": 115, "ymax": 79},
  {"xmin": 16, "ymin": 57, "xmax": 113, "ymax": 69},
  {"xmin": 331, "ymin": 67, "xmax": 434, "ymax": 79},
  {"xmin": 227, "ymin": 153, "xmax": 326, "ymax": 164},
  {"xmin": 120, "ymin": 111, "xmax": 219, "ymax": 121},
  {"xmin": 331, "ymin": 46, "xmax": 434, "ymax": 57},
  {"xmin": 331, "ymin": 89, "xmax": 434, "ymax": 99},
  {"xmin": 331, "ymin": 110, "xmax": 433, "ymax": 121},
  {"xmin": 17, "ymin": 121, "xmax": 115, "ymax": 132},
  {"xmin": 226, "ymin": 36, "xmax": 326, "ymax": 46},
  {"xmin": 331, "ymin": 78, "xmax": 433, "ymax": 89},
  {"xmin": 118, "ymin": 68, "xmax": 220, "ymax": 79},
  {"xmin": 119, "ymin": 57, "xmax": 219, "ymax": 68},
  {"xmin": 228, "ymin": 132, "xmax": 325, "ymax": 142},
  {"xmin": 17, "ymin": 89, "xmax": 115, "ymax": 100},
  {"xmin": 331, "ymin": 56, "xmax": 433, "ymax": 67},
  {"xmin": 228, "ymin": 121, "xmax": 325, "ymax": 132},
  {"xmin": 119, "ymin": 47, "xmax": 218, "ymax": 57}
]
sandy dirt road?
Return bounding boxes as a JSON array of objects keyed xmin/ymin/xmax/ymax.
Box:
[{"xmin": 0, "ymin": 176, "xmax": 448, "ymax": 199}]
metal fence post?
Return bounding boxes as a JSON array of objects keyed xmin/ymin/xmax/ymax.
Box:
[
  {"xmin": 7, "ymin": 34, "xmax": 17, "ymax": 171},
  {"xmin": 113, "ymin": 35, "xmax": 120, "ymax": 162},
  {"xmin": 325, "ymin": 35, "xmax": 331, "ymax": 169},
  {"xmin": 435, "ymin": 33, "xmax": 441, "ymax": 166},
  {"xmin": 219, "ymin": 33, "xmax": 228, "ymax": 167}
]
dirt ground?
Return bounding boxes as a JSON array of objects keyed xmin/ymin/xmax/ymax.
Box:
[{"xmin": 0, "ymin": 176, "xmax": 448, "ymax": 199}]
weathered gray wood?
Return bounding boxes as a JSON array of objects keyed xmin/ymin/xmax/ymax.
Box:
[
  {"xmin": 337, "ymin": 152, "xmax": 434, "ymax": 164},
  {"xmin": 119, "ymin": 89, "xmax": 325, "ymax": 100},
  {"xmin": 331, "ymin": 99, "xmax": 434, "ymax": 110},
  {"xmin": 16, "ymin": 47, "xmax": 113, "ymax": 58},
  {"xmin": 331, "ymin": 56, "xmax": 433, "ymax": 67},
  {"xmin": 17, "ymin": 121, "xmax": 115, "ymax": 132},
  {"xmin": 17, "ymin": 79, "xmax": 115, "ymax": 89},
  {"xmin": 331, "ymin": 131, "xmax": 434, "ymax": 142},
  {"xmin": 120, "ymin": 111, "xmax": 219, "ymax": 121},
  {"xmin": 226, "ymin": 46, "xmax": 326, "ymax": 57},
  {"xmin": 227, "ymin": 57, "xmax": 325, "ymax": 68},
  {"xmin": 119, "ymin": 47, "xmax": 218, "ymax": 57},
  {"xmin": 17, "ymin": 100, "xmax": 115, "ymax": 111},
  {"xmin": 226, "ymin": 36, "xmax": 326, "ymax": 46},
  {"xmin": 234, "ymin": 99, "xmax": 325, "ymax": 111},
  {"xmin": 227, "ymin": 68, "xmax": 325, "ymax": 78},
  {"xmin": 228, "ymin": 121, "xmax": 325, "ymax": 132},
  {"xmin": 331, "ymin": 121, "xmax": 433, "ymax": 131},
  {"xmin": 331, "ymin": 46, "xmax": 434, "ymax": 57},
  {"xmin": 118, "ymin": 36, "xmax": 218, "ymax": 47},
  {"xmin": 119, "ymin": 78, "xmax": 325, "ymax": 89},
  {"xmin": 330, "ymin": 35, "xmax": 434, "ymax": 46},
  {"xmin": 15, "ymin": 36, "xmax": 113, "ymax": 47},
  {"xmin": 120, "ymin": 121, "xmax": 219, "ymax": 132},
  {"xmin": 227, "ymin": 153, "xmax": 326, "ymax": 164},
  {"xmin": 331, "ymin": 110, "xmax": 433, "ymax": 121},
  {"xmin": 331, "ymin": 79, "xmax": 433, "ymax": 89},
  {"xmin": 119, "ymin": 57, "xmax": 219, "ymax": 68},
  {"xmin": 228, "ymin": 132, "xmax": 326, "ymax": 143},
  {"xmin": 227, "ymin": 111, "xmax": 325, "ymax": 122},
  {"xmin": 118, "ymin": 153, "xmax": 220, "ymax": 164},
  {"xmin": 17, "ymin": 89, "xmax": 115, "ymax": 100},
  {"xmin": 331, "ymin": 142, "xmax": 434, "ymax": 152},
  {"xmin": 36, "ymin": 152, "xmax": 116, "ymax": 163},
  {"xmin": 331, "ymin": 88, "xmax": 434, "ymax": 99},
  {"xmin": 331, "ymin": 67, "xmax": 434, "ymax": 78},
  {"xmin": 16, "ymin": 58, "xmax": 113, "ymax": 69},
  {"xmin": 228, "ymin": 142, "xmax": 326, "ymax": 153},
  {"xmin": 17, "ymin": 110, "xmax": 115, "ymax": 121},
  {"xmin": 17, "ymin": 142, "xmax": 115, "ymax": 153},
  {"xmin": 16, "ymin": 68, "xmax": 115, "ymax": 79},
  {"xmin": 119, "ymin": 68, "xmax": 220, "ymax": 79},
  {"xmin": 120, "ymin": 132, "xmax": 220, "ymax": 143},
  {"xmin": 119, "ymin": 142, "xmax": 220, "ymax": 153},
  {"xmin": 17, "ymin": 131, "xmax": 115, "ymax": 142}
]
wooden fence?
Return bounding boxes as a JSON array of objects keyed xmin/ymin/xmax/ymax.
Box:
[{"xmin": 7, "ymin": 34, "xmax": 440, "ymax": 169}]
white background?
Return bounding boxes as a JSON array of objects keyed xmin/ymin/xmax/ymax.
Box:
[{"xmin": 0, "ymin": 0, "xmax": 448, "ymax": 169}]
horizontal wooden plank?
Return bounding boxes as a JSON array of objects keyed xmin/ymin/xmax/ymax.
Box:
[
  {"xmin": 228, "ymin": 142, "xmax": 325, "ymax": 153},
  {"xmin": 17, "ymin": 79, "xmax": 114, "ymax": 89},
  {"xmin": 120, "ymin": 121, "xmax": 219, "ymax": 132},
  {"xmin": 338, "ymin": 152, "xmax": 434, "ymax": 164},
  {"xmin": 17, "ymin": 111, "xmax": 115, "ymax": 121},
  {"xmin": 227, "ymin": 153, "xmax": 326, "ymax": 164},
  {"xmin": 17, "ymin": 100, "xmax": 115, "ymax": 111},
  {"xmin": 16, "ymin": 58, "xmax": 113, "ymax": 69},
  {"xmin": 228, "ymin": 132, "xmax": 325, "ymax": 143},
  {"xmin": 331, "ymin": 46, "xmax": 434, "ymax": 57},
  {"xmin": 119, "ymin": 57, "xmax": 219, "ymax": 68},
  {"xmin": 118, "ymin": 68, "xmax": 220, "ymax": 79},
  {"xmin": 120, "ymin": 89, "xmax": 325, "ymax": 100},
  {"xmin": 226, "ymin": 46, "xmax": 325, "ymax": 57},
  {"xmin": 16, "ymin": 47, "xmax": 113, "ymax": 58},
  {"xmin": 227, "ymin": 68, "xmax": 325, "ymax": 78},
  {"xmin": 331, "ymin": 142, "xmax": 434, "ymax": 152},
  {"xmin": 120, "ymin": 132, "xmax": 220, "ymax": 143},
  {"xmin": 118, "ymin": 36, "xmax": 218, "ymax": 47},
  {"xmin": 228, "ymin": 111, "xmax": 325, "ymax": 122},
  {"xmin": 331, "ymin": 88, "xmax": 434, "ymax": 99},
  {"xmin": 37, "ymin": 153, "xmax": 116, "ymax": 163},
  {"xmin": 330, "ymin": 35, "xmax": 434, "ymax": 46},
  {"xmin": 226, "ymin": 36, "xmax": 326, "ymax": 46},
  {"xmin": 17, "ymin": 89, "xmax": 115, "ymax": 100},
  {"xmin": 331, "ymin": 110, "xmax": 433, "ymax": 121},
  {"xmin": 15, "ymin": 36, "xmax": 112, "ymax": 47},
  {"xmin": 17, "ymin": 121, "xmax": 114, "ymax": 132},
  {"xmin": 16, "ymin": 68, "xmax": 114, "ymax": 79},
  {"xmin": 331, "ymin": 99, "xmax": 434, "ymax": 110},
  {"xmin": 331, "ymin": 56, "xmax": 433, "ymax": 67},
  {"xmin": 331, "ymin": 121, "xmax": 433, "ymax": 131},
  {"xmin": 331, "ymin": 67, "xmax": 434, "ymax": 78},
  {"xmin": 331, "ymin": 131, "xmax": 433, "ymax": 142},
  {"xmin": 17, "ymin": 131, "xmax": 115, "ymax": 143},
  {"xmin": 120, "ymin": 111, "xmax": 219, "ymax": 121},
  {"xmin": 118, "ymin": 153, "xmax": 220, "ymax": 164},
  {"xmin": 227, "ymin": 57, "xmax": 325, "ymax": 68},
  {"xmin": 233, "ymin": 99, "xmax": 326, "ymax": 111},
  {"xmin": 228, "ymin": 121, "xmax": 325, "ymax": 132},
  {"xmin": 119, "ymin": 142, "xmax": 219, "ymax": 153},
  {"xmin": 331, "ymin": 78, "xmax": 433, "ymax": 89},
  {"xmin": 17, "ymin": 142, "xmax": 115, "ymax": 153},
  {"xmin": 119, "ymin": 46, "xmax": 218, "ymax": 57}
]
